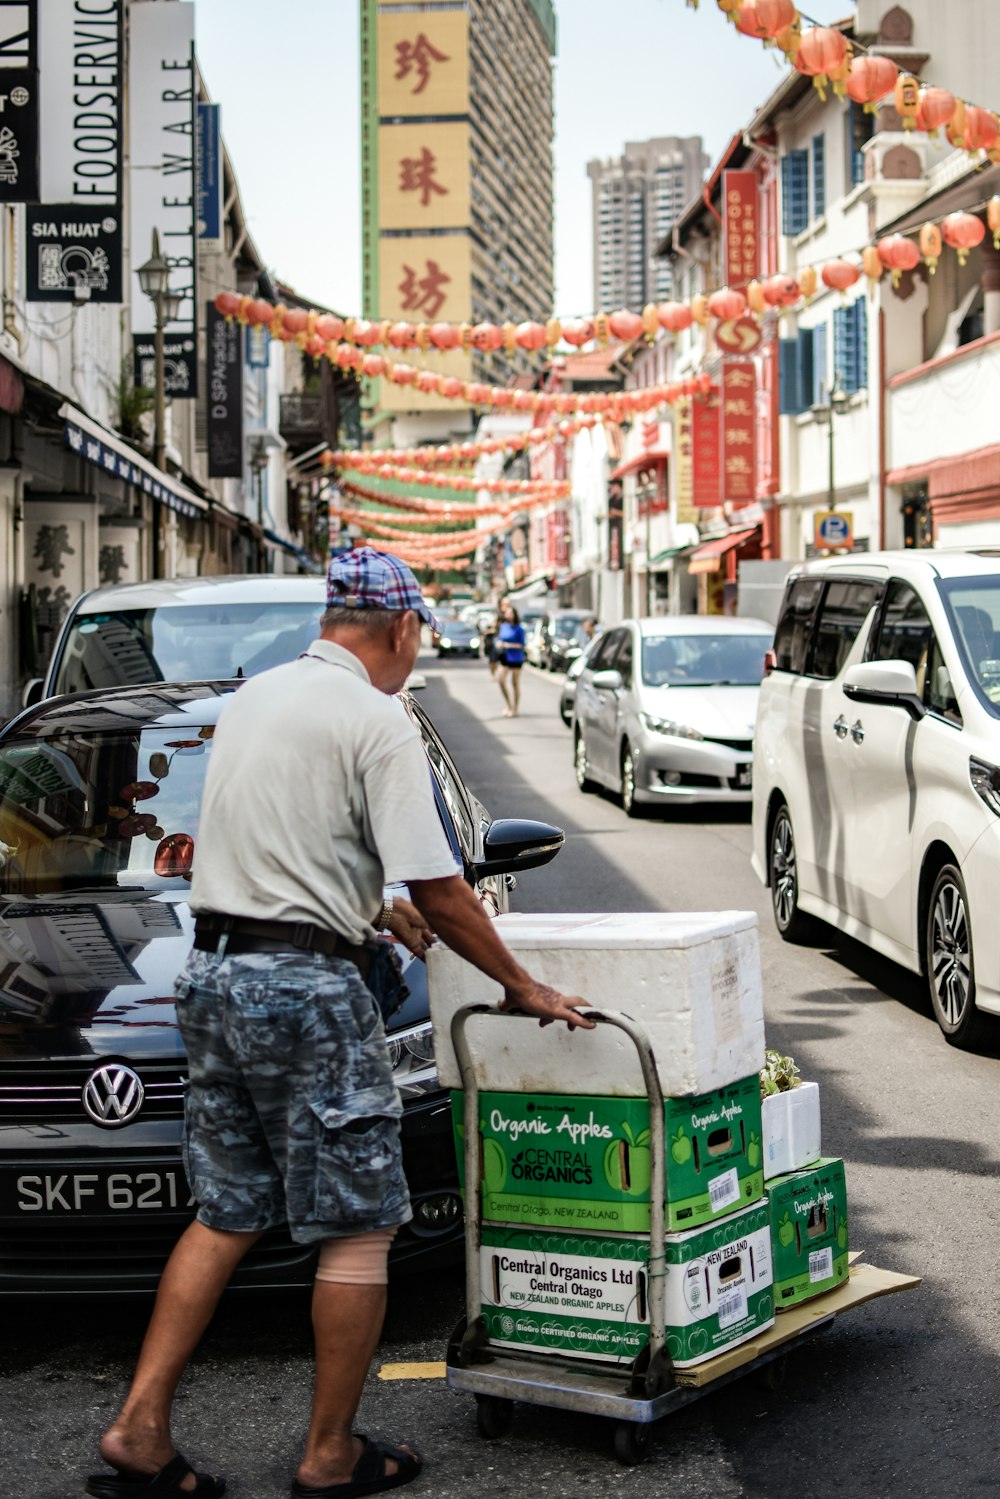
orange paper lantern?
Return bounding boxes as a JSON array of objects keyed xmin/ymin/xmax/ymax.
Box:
[
  {"xmin": 946, "ymin": 99, "xmax": 968, "ymax": 148},
  {"xmin": 214, "ymin": 290, "xmax": 241, "ymax": 318},
  {"xmin": 734, "ymin": 0, "xmax": 796, "ymax": 39},
  {"xmin": 428, "ymin": 322, "xmax": 460, "ymax": 350},
  {"xmin": 746, "ymin": 281, "xmax": 768, "ymax": 314},
  {"xmin": 877, "ymin": 234, "xmax": 921, "ymax": 287},
  {"xmin": 707, "ymin": 286, "xmax": 747, "ymax": 320},
  {"xmin": 794, "ymin": 27, "xmax": 849, "ymax": 97},
  {"xmin": 515, "ymin": 320, "xmax": 548, "ymax": 350},
  {"xmin": 894, "ymin": 72, "xmax": 920, "ymax": 128},
  {"xmin": 962, "ymin": 106, "xmax": 1000, "ymax": 153},
  {"xmin": 919, "ymin": 222, "xmax": 943, "ymax": 273},
  {"xmin": 941, "ymin": 211, "xmax": 986, "ymax": 265},
  {"xmin": 821, "ymin": 259, "xmax": 861, "ymax": 292},
  {"xmin": 690, "ymin": 294, "xmax": 710, "ymax": 325},
  {"xmin": 656, "ymin": 301, "xmax": 693, "ymax": 332},
  {"xmin": 798, "ymin": 266, "xmax": 818, "ymax": 300},
  {"xmin": 608, "ymin": 309, "xmax": 645, "ymax": 340},
  {"xmin": 988, "ymin": 196, "xmax": 1000, "ymax": 250},
  {"xmin": 845, "ymin": 55, "xmax": 899, "ymax": 112},
  {"xmin": 561, "ymin": 319, "xmax": 594, "ymax": 346},
  {"xmin": 915, "ymin": 86, "xmax": 956, "ymax": 136},
  {"xmin": 471, "ymin": 322, "xmax": 503, "ymax": 351},
  {"xmin": 762, "ymin": 274, "xmax": 800, "ymax": 307}
]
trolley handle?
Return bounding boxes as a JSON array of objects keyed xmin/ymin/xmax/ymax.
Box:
[{"xmin": 448, "ymin": 1002, "xmax": 668, "ymax": 1382}]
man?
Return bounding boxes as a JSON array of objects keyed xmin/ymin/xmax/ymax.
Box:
[{"xmin": 88, "ymin": 549, "xmax": 591, "ymax": 1499}]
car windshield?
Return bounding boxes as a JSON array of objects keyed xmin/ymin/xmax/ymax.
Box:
[
  {"xmin": 0, "ymin": 727, "xmax": 214, "ymax": 895},
  {"xmin": 940, "ymin": 576, "xmax": 1000, "ymax": 714},
  {"xmin": 52, "ymin": 603, "xmax": 323, "ymax": 695},
  {"xmin": 554, "ymin": 618, "xmax": 585, "ymax": 639},
  {"xmin": 641, "ymin": 633, "xmax": 771, "ymax": 687},
  {"xmin": 440, "ymin": 621, "xmax": 475, "ymax": 637}
]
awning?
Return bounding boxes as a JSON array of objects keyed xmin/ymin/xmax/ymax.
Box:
[
  {"xmin": 60, "ymin": 403, "xmax": 209, "ymax": 517},
  {"xmin": 506, "ymin": 570, "xmax": 553, "ymax": 602},
  {"xmin": 264, "ymin": 527, "xmax": 316, "ymax": 568},
  {"xmin": 648, "ymin": 543, "xmax": 695, "ymax": 572},
  {"xmin": 687, "ymin": 527, "xmax": 760, "ymax": 575},
  {"xmin": 611, "ymin": 449, "xmax": 669, "ymax": 481}
]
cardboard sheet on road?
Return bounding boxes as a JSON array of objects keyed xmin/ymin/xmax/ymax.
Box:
[{"xmin": 673, "ymin": 1261, "xmax": 922, "ymax": 1387}]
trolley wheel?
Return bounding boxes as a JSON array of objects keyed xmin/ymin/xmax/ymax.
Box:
[
  {"xmin": 475, "ymin": 1395, "xmax": 514, "ymax": 1439},
  {"xmin": 613, "ymin": 1420, "xmax": 651, "ymax": 1466}
]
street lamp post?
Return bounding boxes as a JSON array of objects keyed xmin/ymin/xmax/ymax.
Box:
[
  {"xmin": 811, "ymin": 373, "xmax": 851, "ymax": 509},
  {"xmin": 136, "ymin": 229, "xmax": 183, "ymax": 472}
]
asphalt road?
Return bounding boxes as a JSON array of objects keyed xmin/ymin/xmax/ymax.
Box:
[{"xmin": 6, "ymin": 654, "xmax": 999, "ymax": 1499}]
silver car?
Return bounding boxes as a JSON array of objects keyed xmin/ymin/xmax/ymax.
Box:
[{"xmin": 572, "ymin": 616, "xmax": 773, "ymax": 815}]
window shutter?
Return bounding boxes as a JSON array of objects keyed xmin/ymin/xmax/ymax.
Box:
[
  {"xmin": 834, "ymin": 300, "xmax": 868, "ymax": 395},
  {"xmin": 852, "ymin": 296, "xmax": 868, "ymax": 392},
  {"xmin": 811, "ymin": 323, "xmax": 828, "ymax": 407},
  {"xmin": 779, "ymin": 337, "xmax": 801, "ymax": 415},
  {"xmin": 797, "ymin": 327, "xmax": 814, "ymax": 413},
  {"xmin": 833, "ymin": 303, "xmax": 850, "ymax": 395},
  {"xmin": 812, "ymin": 133, "xmax": 826, "ymax": 219},
  {"xmin": 781, "ymin": 150, "xmax": 809, "ymax": 236}
]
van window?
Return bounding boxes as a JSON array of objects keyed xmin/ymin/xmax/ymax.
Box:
[
  {"xmin": 874, "ymin": 581, "xmax": 960, "ymax": 722},
  {"xmin": 772, "ymin": 579, "xmax": 823, "ymax": 673},
  {"xmin": 614, "ymin": 631, "xmax": 634, "ymax": 685},
  {"xmin": 805, "ymin": 581, "xmax": 879, "ymax": 680},
  {"xmin": 588, "ymin": 630, "xmax": 623, "ymax": 673},
  {"xmin": 939, "ymin": 577, "xmax": 1000, "ymax": 715}
]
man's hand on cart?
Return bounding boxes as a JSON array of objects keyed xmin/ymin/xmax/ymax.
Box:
[
  {"xmin": 385, "ymin": 895, "xmax": 436, "ymax": 958},
  {"xmin": 500, "ymin": 981, "xmax": 596, "ymax": 1029}
]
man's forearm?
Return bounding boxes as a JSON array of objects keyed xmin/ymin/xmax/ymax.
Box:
[{"xmin": 408, "ymin": 875, "xmax": 534, "ymax": 998}]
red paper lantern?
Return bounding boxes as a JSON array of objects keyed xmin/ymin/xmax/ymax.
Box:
[
  {"xmin": 941, "ymin": 211, "xmax": 986, "ymax": 264},
  {"xmin": 794, "ymin": 26, "xmax": 849, "ymax": 82},
  {"xmin": 915, "ymin": 86, "xmax": 957, "ymax": 135},
  {"xmin": 657, "ymin": 301, "xmax": 694, "ymax": 332},
  {"xmin": 215, "ymin": 290, "xmax": 241, "ymax": 318},
  {"xmin": 362, "ymin": 354, "xmax": 387, "ymax": 377},
  {"xmin": 441, "ymin": 377, "xmax": 464, "ymax": 399},
  {"xmin": 391, "ymin": 363, "xmax": 417, "ymax": 386},
  {"xmin": 608, "ymin": 309, "xmax": 644, "ymax": 340},
  {"xmin": 313, "ymin": 314, "xmax": 343, "ymax": 342},
  {"xmin": 821, "ymin": 259, "xmax": 861, "ymax": 292},
  {"xmin": 282, "ymin": 308, "xmax": 308, "ymax": 336},
  {"xmin": 465, "ymin": 383, "xmax": 491, "ymax": 403},
  {"xmin": 515, "ymin": 321, "xmax": 548, "ymax": 350},
  {"xmin": 845, "ymin": 55, "xmax": 899, "ymax": 110},
  {"xmin": 762, "ymin": 274, "xmax": 800, "ymax": 307},
  {"xmin": 707, "ymin": 287, "xmax": 747, "ymax": 320},
  {"xmin": 734, "ymin": 0, "xmax": 796, "ymax": 39},
  {"xmin": 387, "ymin": 321, "xmax": 416, "ymax": 348},
  {"xmin": 304, "ymin": 335, "xmax": 326, "ymax": 358},
  {"xmin": 429, "ymin": 322, "xmax": 460, "ymax": 350},
  {"xmin": 351, "ymin": 319, "xmax": 381, "ymax": 347},
  {"xmin": 561, "ymin": 319, "xmax": 594, "ymax": 346},
  {"xmin": 877, "ymin": 235, "xmax": 920, "ymax": 272},
  {"xmin": 471, "ymin": 322, "xmax": 503, "ymax": 351},
  {"xmin": 962, "ymin": 106, "xmax": 1000, "ymax": 153},
  {"xmin": 417, "ymin": 370, "xmax": 439, "ymax": 392}
]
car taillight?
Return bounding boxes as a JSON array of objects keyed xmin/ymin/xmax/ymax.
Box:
[{"xmin": 763, "ymin": 648, "xmax": 777, "ymax": 678}]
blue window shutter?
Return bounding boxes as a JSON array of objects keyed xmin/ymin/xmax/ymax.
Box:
[
  {"xmin": 812, "ymin": 133, "xmax": 826, "ymax": 219},
  {"xmin": 797, "ymin": 327, "xmax": 814, "ymax": 413},
  {"xmin": 781, "ymin": 150, "xmax": 809, "ymax": 236},
  {"xmin": 779, "ymin": 338, "xmax": 801, "ymax": 415},
  {"xmin": 853, "ymin": 297, "xmax": 868, "ymax": 391},
  {"xmin": 812, "ymin": 323, "xmax": 828, "ymax": 407},
  {"xmin": 848, "ymin": 104, "xmax": 864, "ymax": 186},
  {"xmin": 833, "ymin": 304, "xmax": 851, "ymax": 395}
]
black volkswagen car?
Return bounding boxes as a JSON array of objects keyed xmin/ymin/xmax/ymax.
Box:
[{"xmin": 0, "ymin": 682, "xmax": 562, "ymax": 1295}]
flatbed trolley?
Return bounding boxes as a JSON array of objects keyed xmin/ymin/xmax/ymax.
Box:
[{"xmin": 444, "ymin": 1003, "xmax": 920, "ymax": 1466}]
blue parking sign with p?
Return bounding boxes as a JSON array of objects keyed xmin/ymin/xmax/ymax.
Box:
[{"xmin": 815, "ymin": 510, "xmax": 853, "ymax": 551}]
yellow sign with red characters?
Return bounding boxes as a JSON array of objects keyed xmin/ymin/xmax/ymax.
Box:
[{"xmin": 377, "ymin": 10, "xmax": 469, "ymax": 118}]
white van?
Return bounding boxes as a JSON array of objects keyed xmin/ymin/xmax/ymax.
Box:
[{"xmin": 752, "ymin": 549, "xmax": 1000, "ymax": 1048}]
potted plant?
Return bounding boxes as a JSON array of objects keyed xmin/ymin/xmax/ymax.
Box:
[{"xmin": 759, "ymin": 1049, "xmax": 821, "ymax": 1181}]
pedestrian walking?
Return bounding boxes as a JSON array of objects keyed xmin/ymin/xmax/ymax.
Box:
[
  {"xmin": 86, "ymin": 548, "xmax": 592, "ymax": 1499},
  {"xmin": 495, "ymin": 600, "xmax": 526, "ymax": 717}
]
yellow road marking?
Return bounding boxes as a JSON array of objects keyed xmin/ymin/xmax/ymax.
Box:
[{"xmin": 377, "ymin": 1361, "xmax": 447, "ymax": 1381}]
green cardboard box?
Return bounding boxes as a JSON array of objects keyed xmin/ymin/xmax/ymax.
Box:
[
  {"xmin": 480, "ymin": 1202, "xmax": 774, "ymax": 1369},
  {"xmin": 452, "ymin": 1078, "xmax": 764, "ymax": 1234},
  {"xmin": 768, "ymin": 1157, "xmax": 849, "ymax": 1309}
]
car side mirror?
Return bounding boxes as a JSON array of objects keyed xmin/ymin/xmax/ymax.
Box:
[
  {"xmin": 843, "ymin": 660, "xmax": 925, "ymax": 721},
  {"xmin": 473, "ymin": 818, "xmax": 564, "ymax": 879},
  {"xmin": 21, "ymin": 678, "xmax": 43, "ymax": 708},
  {"xmin": 592, "ymin": 668, "xmax": 623, "ymax": 690}
]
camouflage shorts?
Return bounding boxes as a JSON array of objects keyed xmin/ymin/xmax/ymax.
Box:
[{"xmin": 174, "ymin": 948, "xmax": 412, "ymax": 1244}]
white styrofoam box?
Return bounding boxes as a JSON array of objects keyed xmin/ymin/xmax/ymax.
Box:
[
  {"xmin": 428, "ymin": 911, "xmax": 765, "ymax": 1098},
  {"xmin": 762, "ymin": 1082, "xmax": 822, "ymax": 1182}
]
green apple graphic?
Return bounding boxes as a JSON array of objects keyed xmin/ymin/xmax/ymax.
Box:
[
  {"xmin": 603, "ymin": 1122, "xmax": 652, "ymax": 1195},
  {"xmin": 482, "ymin": 1138, "xmax": 507, "ymax": 1194},
  {"xmin": 777, "ymin": 1211, "xmax": 795, "ymax": 1249},
  {"xmin": 746, "ymin": 1131, "xmax": 761, "ymax": 1170},
  {"xmin": 670, "ymin": 1125, "xmax": 693, "ymax": 1167},
  {"xmin": 837, "ymin": 1218, "xmax": 848, "ymax": 1250}
]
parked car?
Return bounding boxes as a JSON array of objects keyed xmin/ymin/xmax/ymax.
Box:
[
  {"xmin": 540, "ymin": 610, "xmax": 598, "ymax": 673},
  {"xmin": 435, "ymin": 618, "xmax": 481, "ymax": 657},
  {"xmin": 559, "ymin": 634, "xmax": 603, "ymax": 727},
  {"xmin": 572, "ymin": 616, "xmax": 772, "ymax": 815},
  {"xmin": 23, "ymin": 576, "xmax": 431, "ymax": 706},
  {"xmin": 0, "ymin": 681, "xmax": 563, "ymax": 1294},
  {"xmin": 752, "ymin": 549, "xmax": 1000, "ymax": 1049}
]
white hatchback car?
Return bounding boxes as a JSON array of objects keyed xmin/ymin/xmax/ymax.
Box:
[
  {"xmin": 752, "ymin": 549, "xmax": 1000, "ymax": 1048},
  {"xmin": 572, "ymin": 615, "xmax": 773, "ymax": 815}
]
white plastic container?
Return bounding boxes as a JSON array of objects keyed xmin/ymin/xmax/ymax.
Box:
[
  {"xmin": 428, "ymin": 911, "xmax": 765, "ymax": 1098},
  {"xmin": 761, "ymin": 1081, "xmax": 821, "ymax": 1181}
]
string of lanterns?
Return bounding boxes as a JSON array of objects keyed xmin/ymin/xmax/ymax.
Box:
[
  {"xmin": 336, "ymin": 477, "xmax": 566, "ymax": 517},
  {"xmin": 324, "ymin": 411, "xmax": 603, "ymax": 470},
  {"xmin": 327, "ymin": 460, "xmax": 569, "ymax": 496}
]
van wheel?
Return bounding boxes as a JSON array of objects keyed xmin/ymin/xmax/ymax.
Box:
[
  {"xmin": 769, "ymin": 804, "xmax": 813, "ymax": 942},
  {"xmin": 575, "ymin": 731, "xmax": 595, "ymax": 793},
  {"xmin": 926, "ymin": 864, "xmax": 993, "ymax": 1048}
]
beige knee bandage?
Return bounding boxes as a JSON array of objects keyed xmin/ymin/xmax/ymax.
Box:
[{"xmin": 315, "ymin": 1227, "xmax": 398, "ymax": 1285}]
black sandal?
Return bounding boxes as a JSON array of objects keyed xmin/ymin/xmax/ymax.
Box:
[
  {"xmin": 85, "ymin": 1451, "xmax": 226, "ymax": 1498},
  {"xmin": 290, "ymin": 1434, "xmax": 422, "ymax": 1498}
]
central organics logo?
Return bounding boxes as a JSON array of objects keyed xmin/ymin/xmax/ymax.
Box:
[{"xmin": 500, "ymin": 1314, "xmax": 515, "ymax": 1337}]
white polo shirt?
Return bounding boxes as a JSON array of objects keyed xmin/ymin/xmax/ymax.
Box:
[{"xmin": 189, "ymin": 639, "xmax": 461, "ymax": 942}]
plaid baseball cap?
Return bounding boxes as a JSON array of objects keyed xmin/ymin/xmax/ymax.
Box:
[{"xmin": 326, "ymin": 547, "xmax": 437, "ymax": 627}]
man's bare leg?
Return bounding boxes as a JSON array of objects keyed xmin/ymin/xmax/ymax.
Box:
[
  {"xmin": 98, "ymin": 1221, "xmax": 261, "ymax": 1487},
  {"xmin": 295, "ymin": 1281, "xmax": 414, "ymax": 1490}
]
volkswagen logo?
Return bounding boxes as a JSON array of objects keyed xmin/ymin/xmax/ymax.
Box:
[{"xmin": 82, "ymin": 1064, "xmax": 145, "ymax": 1128}]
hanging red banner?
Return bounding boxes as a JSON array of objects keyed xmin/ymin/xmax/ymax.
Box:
[
  {"xmin": 692, "ymin": 387, "xmax": 721, "ymax": 510},
  {"xmin": 723, "ymin": 170, "xmax": 759, "ymax": 290},
  {"xmin": 721, "ymin": 360, "xmax": 757, "ymax": 507}
]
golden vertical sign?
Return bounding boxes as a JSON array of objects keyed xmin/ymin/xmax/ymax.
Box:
[
  {"xmin": 377, "ymin": 234, "xmax": 472, "ymax": 411},
  {"xmin": 674, "ymin": 400, "xmax": 696, "ymax": 525},
  {"xmin": 378, "ymin": 122, "xmax": 470, "ymax": 232},
  {"xmin": 377, "ymin": 10, "xmax": 469, "ymax": 117}
]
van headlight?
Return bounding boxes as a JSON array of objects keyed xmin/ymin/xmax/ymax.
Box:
[
  {"xmin": 387, "ymin": 1021, "xmax": 439, "ymax": 1097},
  {"xmin": 640, "ymin": 713, "xmax": 704, "ymax": 741},
  {"xmin": 969, "ymin": 756, "xmax": 1000, "ymax": 817}
]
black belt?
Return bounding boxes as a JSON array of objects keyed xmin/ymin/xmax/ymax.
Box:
[{"xmin": 193, "ymin": 914, "xmax": 371, "ymax": 978}]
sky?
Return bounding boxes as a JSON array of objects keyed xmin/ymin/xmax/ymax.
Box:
[{"xmin": 193, "ymin": 0, "xmax": 845, "ymax": 319}]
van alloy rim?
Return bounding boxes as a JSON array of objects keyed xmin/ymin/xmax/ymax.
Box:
[
  {"xmin": 930, "ymin": 882, "xmax": 971, "ymax": 1026},
  {"xmin": 622, "ymin": 749, "xmax": 635, "ymax": 810},
  {"xmin": 772, "ymin": 816, "xmax": 796, "ymax": 927}
]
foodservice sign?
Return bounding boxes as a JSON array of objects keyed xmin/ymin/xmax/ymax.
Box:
[
  {"xmin": 0, "ymin": 0, "xmax": 39, "ymax": 204},
  {"xmin": 206, "ymin": 301, "xmax": 242, "ymax": 478},
  {"xmin": 128, "ymin": 0, "xmax": 197, "ymax": 395}
]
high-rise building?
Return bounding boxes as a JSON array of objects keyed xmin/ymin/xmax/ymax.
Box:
[
  {"xmin": 360, "ymin": 0, "xmax": 557, "ymax": 437},
  {"xmin": 587, "ymin": 137, "xmax": 708, "ymax": 313}
]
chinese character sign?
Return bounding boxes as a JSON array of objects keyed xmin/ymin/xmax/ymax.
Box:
[
  {"xmin": 673, "ymin": 400, "xmax": 695, "ymax": 525},
  {"xmin": 721, "ymin": 361, "xmax": 757, "ymax": 507},
  {"xmin": 378, "ymin": 235, "xmax": 471, "ymax": 411},
  {"xmin": 378, "ymin": 9, "xmax": 469, "ymax": 116},
  {"xmin": 692, "ymin": 388, "xmax": 721, "ymax": 510},
  {"xmin": 378, "ymin": 122, "xmax": 469, "ymax": 230},
  {"xmin": 723, "ymin": 170, "xmax": 759, "ymax": 290}
]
